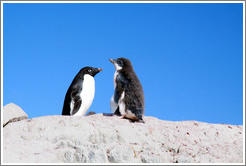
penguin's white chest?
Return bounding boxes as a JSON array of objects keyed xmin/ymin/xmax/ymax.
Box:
[{"xmin": 73, "ymin": 74, "xmax": 95, "ymax": 116}]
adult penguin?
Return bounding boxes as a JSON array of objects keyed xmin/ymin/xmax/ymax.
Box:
[{"xmin": 62, "ymin": 67, "xmax": 103, "ymax": 116}]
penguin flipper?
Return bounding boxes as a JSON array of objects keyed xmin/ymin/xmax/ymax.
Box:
[
  {"xmin": 113, "ymin": 74, "xmax": 126, "ymax": 115},
  {"xmin": 70, "ymin": 89, "xmax": 82, "ymax": 115},
  {"xmin": 114, "ymin": 81, "xmax": 124, "ymax": 103},
  {"xmin": 113, "ymin": 84, "xmax": 124, "ymax": 116}
]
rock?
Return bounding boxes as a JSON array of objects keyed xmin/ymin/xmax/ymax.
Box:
[
  {"xmin": 3, "ymin": 103, "xmax": 28, "ymax": 127},
  {"xmin": 3, "ymin": 112, "xmax": 243, "ymax": 163}
]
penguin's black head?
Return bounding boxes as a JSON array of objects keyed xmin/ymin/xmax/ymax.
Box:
[
  {"xmin": 81, "ymin": 67, "xmax": 103, "ymax": 77},
  {"xmin": 109, "ymin": 57, "xmax": 132, "ymax": 71}
]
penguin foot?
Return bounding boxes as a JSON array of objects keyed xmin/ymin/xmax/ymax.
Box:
[
  {"xmin": 86, "ymin": 111, "xmax": 96, "ymax": 116},
  {"xmin": 120, "ymin": 116, "xmax": 125, "ymax": 119},
  {"xmin": 128, "ymin": 119, "xmax": 145, "ymax": 124},
  {"xmin": 113, "ymin": 113, "xmax": 121, "ymax": 117}
]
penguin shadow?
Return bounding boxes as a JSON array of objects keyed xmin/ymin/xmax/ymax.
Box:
[
  {"xmin": 102, "ymin": 113, "xmax": 115, "ymax": 117},
  {"xmin": 103, "ymin": 113, "xmax": 145, "ymax": 124},
  {"xmin": 86, "ymin": 112, "xmax": 145, "ymax": 124},
  {"xmin": 86, "ymin": 112, "xmax": 114, "ymax": 117}
]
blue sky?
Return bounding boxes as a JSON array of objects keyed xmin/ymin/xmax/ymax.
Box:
[{"xmin": 3, "ymin": 3, "xmax": 244, "ymax": 125}]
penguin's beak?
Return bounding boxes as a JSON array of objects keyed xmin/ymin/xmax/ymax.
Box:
[
  {"xmin": 109, "ymin": 59, "xmax": 119, "ymax": 70},
  {"xmin": 109, "ymin": 59, "xmax": 116, "ymax": 64},
  {"xmin": 92, "ymin": 68, "xmax": 103, "ymax": 77}
]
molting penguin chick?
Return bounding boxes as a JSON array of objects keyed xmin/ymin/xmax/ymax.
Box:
[
  {"xmin": 109, "ymin": 57, "xmax": 145, "ymax": 123},
  {"xmin": 62, "ymin": 67, "xmax": 103, "ymax": 116}
]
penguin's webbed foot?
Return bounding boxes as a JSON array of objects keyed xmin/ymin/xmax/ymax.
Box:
[
  {"xmin": 86, "ymin": 111, "xmax": 96, "ymax": 116},
  {"xmin": 120, "ymin": 116, "xmax": 126, "ymax": 119},
  {"xmin": 128, "ymin": 119, "xmax": 145, "ymax": 124}
]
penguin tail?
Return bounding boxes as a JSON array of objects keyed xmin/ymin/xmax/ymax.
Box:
[
  {"xmin": 138, "ymin": 117, "xmax": 145, "ymax": 124},
  {"xmin": 135, "ymin": 108, "xmax": 144, "ymax": 123}
]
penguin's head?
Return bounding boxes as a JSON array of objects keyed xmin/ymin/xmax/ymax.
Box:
[
  {"xmin": 82, "ymin": 67, "xmax": 103, "ymax": 77},
  {"xmin": 109, "ymin": 57, "xmax": 132, "ymax": 71}
]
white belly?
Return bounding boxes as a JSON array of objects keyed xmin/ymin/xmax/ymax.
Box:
[{"xmin": 73, "ymin": 74, "xmax": 95, "ymax": 116}]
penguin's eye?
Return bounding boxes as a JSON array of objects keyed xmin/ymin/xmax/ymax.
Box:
[
  {"xmin": 117, "ymin": 60, "xmax": 123, "ymax": 66},
  {"xmin": 88, "ymin": 69, "xmax": 92, "ymax": 72}
]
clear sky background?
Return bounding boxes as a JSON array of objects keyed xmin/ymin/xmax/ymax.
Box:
[{"xmin": 3, "ymin": 3, "xmax": 243, "ymax": 125}]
